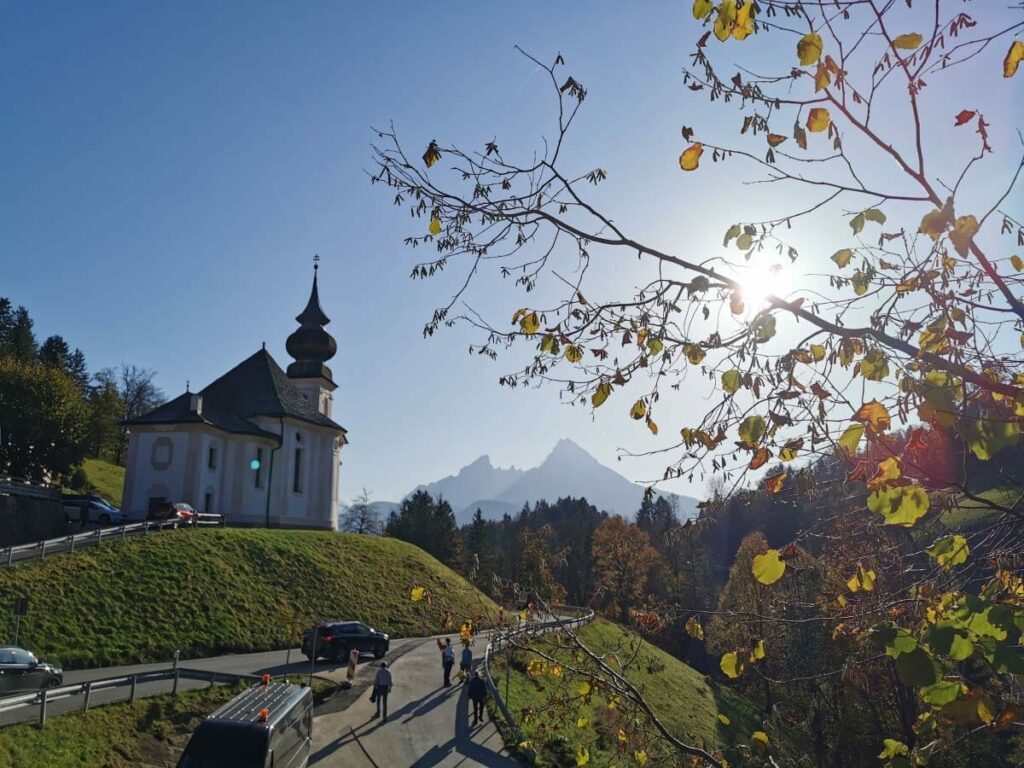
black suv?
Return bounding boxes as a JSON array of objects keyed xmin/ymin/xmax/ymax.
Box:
[{"xmin": 301, "ymin": 621, "xmax": 389, "ymax": 661}]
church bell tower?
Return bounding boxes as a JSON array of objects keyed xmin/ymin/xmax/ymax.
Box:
[{"xmin": 285, "ymin": 257, "xmax": 337, "ymax": 417}]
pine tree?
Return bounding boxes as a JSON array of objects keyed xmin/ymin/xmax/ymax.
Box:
[{"xmin": 8, "ymin": 307, "xmax": 36, "ymax": 363}]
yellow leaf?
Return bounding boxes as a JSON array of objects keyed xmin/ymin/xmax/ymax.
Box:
[
  {"xmin": 634, "ymin": 750, "xmax": 649, "ymax": 766},
  {"xmin": 859, "ymin": 566, "xmax": 876, "ymax": 592},
  {"xmin": 718, "ymin": 714, "xmax": 731, "ymax": 726},
  {"xmin": 752, "ymin": 549, "xmax": 786, "ymax": 584},
  {"xmin": 766, "ymin": 133, "xmax": 787, "ymax": 147},
  {"xmin": 646, "ymin": 417, "xmax": 659, "ymax": 436},
  {"xmin": 831, "ymin": 249, "xmax": 853, "ymax": 268},
  {"xmin": 722, "ymin": 369, "xmax": 742, "ymax": 394},
  {"xmin": 428, "ymin": 217, "xmax": 441, "ymax": 235},
  {"xmin": 411, "ymin": 587, "xmax": 426, "ymax": 602},
  {"xmin": 738, "ymin": 415, "xmax": 766, "ymax": 446},
  {"xmin": 1005, "ymin": 39, "xmax": 1024, "ymax": 78},
  {"xmin": 867, "ymin": 457, "xmax": 901, "ymax": 489},
  {"xmin": 731, "ymin": 2, "xmax": 754, "ymax": 41},
  {"xmin": 752, "ymin": 730, "xmax": 769, "ymax": 746},
  {"xmin": 592, "ymin": 382, "xmax": 613, "ymax": 408},
  {"xmin": 919, "ymin": 197, "xmax": 955, "ymax": 239},
  {"xmin": 577, "ymin": 717, "xmax": 589, "ymax": 728},
  {"xmin": 518, "ymin": 740, "xmax": 533, "ymax": 751},
  {"xmin": 422, "ymin": 140, "xmax": 441, "ymax": 168},
  {"xmin": 685, "ymin": 615, "xmax": 704, "ymax": 640},
  {"xmin": 630, "ymin": 400, "xmax": 646, "ymax": 420},
  {"xmin": 814, "ymin": 62, "xmax": 830, "ymax": 92},
  {"xmin": 797, "ymin": 32, "xmax": 823, "ymax": 65},
  {"xmin": 847, "ymin": 572, "xmax": 860, "ymax": 593},
  {"xmin": 577, "ymin": 681, "xmax": 591, "ymax": 697},
  {"xmin": 810, "ymin": 343, "xmax": 826, "ymax": 362},
  {"xmin": 807, "ymin": 107, "xmax": 831, "ymax": 133},
  {"xmin": 949, "ymin": 215, "xmax": 979, "ymax": 257},
  {"xmin": 720, "ymin": 651, "xmax": 745, "ymax": 678},
  {"xmin": 648, "ymin": 337, "xmax": 664, "ymax": 357},
  {"xmin": 764, "ymin": 471, "xmax": 786, "ymax": 494},
  {"xmin": 564, "ymin": 345, "xmax": 584, "ymax": 363},
  {"xmin": 692, "ymin": 0, "xmax": 713, "ymax": 20},
  {"xmin": 713, "ymin": 0, "xmax": 737, "ymax": 42},
  {"xmin": 519, "ymin": 311, "xmax": 540, "ymax": 335},
  {"xmin": 1011, "ymin": 255, "xmax": 1023, "ymax": 271},
  {"xmin": 853, "ymin": 399, "xmax": 891, "ymax": 433},
  {"xmin": 684, "ymin": 343, "xmax": 706, "ymax": 364},
  {"xmin": 550, "ymin": 664, "xmax": 563, "ymax": 678},
  {"xmin": 576, "ymin": 746, "xmax": 591, "ymax": 766},
  {"xmin": 892, "ymin": 32, "xmax": 923, "ymax": 50},
  {"xmin": 927, "ymin": 534, "xmax": 969, "ymax": 568},
  {"xmin": 751, "ymin": 639, "xmax": 766, "ymax": 661},
  {"xmin": 679, "ymin": 143, "xmax": 704, "ymax": 171},
  {"xmin": 617, "ymin": 728, "xmax": 628, "ymax": 744}
]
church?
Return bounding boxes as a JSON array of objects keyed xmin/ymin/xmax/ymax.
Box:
[{"xmin": 120, "ymin": 265, "xmax": 347, "ymax": 529}]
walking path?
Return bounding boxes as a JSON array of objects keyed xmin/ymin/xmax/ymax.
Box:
[{"xmin": 310, "ymin": 636, "xmax": 517, "ymax": 767}]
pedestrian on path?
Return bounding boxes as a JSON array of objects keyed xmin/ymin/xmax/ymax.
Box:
[
  {"xmin": 371, "ymin": 662, "xmax": 392, "ymax": 722},
  {"xmin": 459, "ymin": 641, "xmax": 473, "ymax": 683},
  {"xmin": 439, "ymin": 637, "xmax": 455, "ymax": 687},
  {"xmin": 467, "ymin": 670, "xmax": 487, "ymax": 725}
]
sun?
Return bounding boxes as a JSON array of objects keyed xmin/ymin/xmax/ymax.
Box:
[{"xmin": 732, "ymin": 259, "xmax": 793, "ymax": 312}]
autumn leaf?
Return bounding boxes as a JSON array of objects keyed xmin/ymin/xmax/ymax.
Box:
[
  {"xmin": 806, "ymin": 107, "xmax": 831, "ymax": 133},
  {"xmin": 730, "ymin": 290, "xmax": 745, "ymax": 315},
  {"xmin": 954, "ymin": 109, "xmax": 976, "ymax": 126},
  {"xmin": 429, "ymin": 217, "xmax": 442, "ymax": 235},
  {"xmin": 1011, "ymin": 255, "xmax": 1023, "ymax": 272},
  {"xmin": 797, "ymin": 32, "xmax": 823, "ymax": 65},
  {"xmin": 679, "ymin": 143, "xmax": 704, "ymax": 171},
  {"xmin": 814, "ymin": 62, "xmax": 830, "ymax": 92},
  {"xmin": 592, "ymin": 382, "xmax": 612, "ymax": 408},
  {"xmin": 764, "ymin": 471, "xmax": 786, "ymax": 494},
  {"xmin": 811, "ymin": 382, "xmax": 831, "ymax": 400},
  {"xmin": 810, "ymin": 344, "xmax": 826, "ymax": 362},
  {"xmin": 1004, "ymin": 39, "xmax": 1024, "ymax": 78},
  {"xmin": 634, "ymin": 750, "xmax": 649, "ymax": 766},
  {"xmin": 853, "ymin": 400, "xmax": 891, "ymax": 433},
  {"xmin": 949, "ymin": 214, "xmax": 979, "ymax": 257},
  {"xmin": 411, "ymin": 586, "xmax": 426, "ymax": 602},
  {"xmin": 738, "ymin": 415, "xmax": 766, "ymax": 446},
  {"xmin": 753, "ymin": 314, "xmax": 776, "ymax": 343},
  {"xmin": 648, "ymin": 337, "xmax": 664, "ymax": 357},
  {"xmin": 576, "ymin": 681, "xmax": 592, "ymax": 697},
  {"xmin": 722, "ymin": 369, "xmax": 742, "ymax": 394},
  {"xmin": 646, "ymin": 416, "xmax": 659, "ymax": 436},
  {"xmin": 752, "ymin": 731, "xmax": 769, "ymax": 747},
  {"xmin": 927, "ymin": 535, "xmax": 969, "ymax": 568},
  {"xmin": 766, "ymin": 133, "xmax": 787, "ymax": 147},
  {"xmin": 720, "ymin": 651, "xmax": 745, "ymax": 678},
  {"xmin": 892, "ymin": 32, "xmax": 923, "ymax": 50},
  {"xmin": 867, "ymin": 484, "xmax": 930, "ymax": 527},
  {"xmin": 684, "ymin": 343, "xmax": 706, "ymax": 364},
  {"xmin": 919, "ymin": 197, "xmax": 955, "ymax": 240},
  {"xmin": 867, "ymin": 457, "xmax": 901, "ymax": 489},
  {"xmin": 685, "ymin": 615, "xmax": 704, "ymax": 640},
  {"xmin": 859, "ymin": 349, "xmax": 889, "ymax": 381},
  {"xmin": 564, "ymin": 345, "xmax": 583, "ymax": 363},
  {"xmin": 692, "ymin": 0, "xmax": 713, "ymax": 20},
  {"xmin": 713, "ymin": 0, "xmax": 737, "ymax": 42},
  {"xmin": 718, "ymin": 714, "xmax": 731, "ymax": 726},
  {"xmin": 422, "ymin": 140, "xmax": 442, "ymax": 168},
  {"xmin": 731, "ymin": 2, "xmax": 755, "ymax": 41},
  {"xmin": 577, "ymin": 717, "xmax": 589, "ymax": 728},
  {"xmin": 576, "ymin": 745, "xmax": 590, "ymax": 766},
  {"xmin": 831, "ymin": 249, "xmax": 853, "ymax": 268},
  {"xmin": 750, "ymin": 639, "xmax": 766, "ymax": 661},
  {"xmin": 749, "ymin": 447, "xmax": 771, "ymax": 470},
  {"xmin": 519, "ymin": 311, "xmax": 540, "ymax": 335}
]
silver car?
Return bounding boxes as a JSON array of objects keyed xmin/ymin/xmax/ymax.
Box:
[{"xmin": 0, "ymin": 646, "xmax": 63, "ymax": 695}]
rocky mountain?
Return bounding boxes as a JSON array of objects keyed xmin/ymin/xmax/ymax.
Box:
[{"xmin": 367, "ymin": 438, "xmax": 698, "ymax": 525}]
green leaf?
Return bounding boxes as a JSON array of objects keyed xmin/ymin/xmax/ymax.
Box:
[
  {"xmin": 863, "ymin": 208, "xmax": 887, "ymax": 225},
  {"xmin": 927, "ymin": 625, "xmax": 974, "ymax": 661},
  {"xmin": 895, "ymin": 647, "xmax": 938, "ymax": 687},
  {"xmin": 722, "ymin": 370, "xmax": 742, "ymax": 394},
  {"xmin": 850, "ymin": 212, "xmax": 866, "ymax": 235},
  {"xmin": 927, "ymin": 535, "xmax": 969, "ymax": 569},
  {"xmin": 879, "ymin": 739, "xmax": 909, "ymax": 760},
  {"xmin": 920, "ymin": 680, "xmax": 962, "ymax": 707},
  {"xmin": 851, "ymin": 270, "xmax": 871, "ymax": 296},
  {"xmin": 837, "ymin": 424, "xmax": 864, "ymax": 456},
  {"xmin": 752, "ymin": 314, "xmax": 776, "ymax": 343},
  {"xmin": 831, "ymin": 249, "xmax": 853, "ymax": 268},
  {"xmin": 736, "ymin": 232, "xmax": 753, "ymax": 251},
  {"xmin": 859, "ymin": 349, "xmax": 889, "ymax": 381},
  {"xmin": 751, "ymin": 549, "xmax": 786, "ymax": 585},
  {"xmin": 867, "ymin": 485, "xmax": 929, "ymax": 527},
  {"xmin": 723, "ymin": 224, "xmax": 742, "ymax": 247},
  {"xmin": 738, "ymin": 415, "xmax": 766, "ymax": 446},
  {"xmin": 958, "ymin": 417, "xmax": 1020, "ymax": 461},
  {"xmin": 993, "ymin": 646, "xmax": 1024, "ymax": 674}
]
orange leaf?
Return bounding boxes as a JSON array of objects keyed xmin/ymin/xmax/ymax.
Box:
[
  {"xmin": 806, "ymin": 108, "xmax": 831, "ymax": 133},
  {"xmin": 764, "ymin": 471, "xmax": 786, "ymax": 494},
  {"xmin": 749, "ymin": 447, "xmax": 771, "ymax": 470},
  {"xmin": 853, "ymin": 399, "xmax": 891, "ymax": 433},
  {"xmin": 954, "ymin": 110, "xmax": 976, "ymax": 126},
  {"xmin": 766, "ymin": 133, "xmax": 787, "ymax": 147}
]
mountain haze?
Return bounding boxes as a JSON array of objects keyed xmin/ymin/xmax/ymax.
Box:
[{"xmin": 376, "ymin": 439, "xmax": 698, "ymax": 525}]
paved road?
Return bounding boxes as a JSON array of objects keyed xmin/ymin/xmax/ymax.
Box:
[{"xmin": 310, "ymin": 635, "xmax": 517, "ymax": 767}]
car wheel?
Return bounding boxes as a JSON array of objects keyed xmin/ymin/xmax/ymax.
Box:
[
  {"xmin": 48, "ymin": 676, "xmax": 62, "ymax": 688},
  {"xmin": 334, "ymin": 645, "xmax": 348, "ymax": 662},
  {"xmin": 373, "ymin": 646, "xmax": 385, "ymax": 660}
]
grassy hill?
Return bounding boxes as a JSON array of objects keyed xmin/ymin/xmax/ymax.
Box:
[
  {"xmin": 0, "ymin": 529, "xmax": 497, "ymax": 669},
  {"xmin": 490, "ymin": 619, "xmax": 768, "ymax": 767},
  {"xmin": 79, "ymin": 458, "xmax": 126, "ymax": 505}
]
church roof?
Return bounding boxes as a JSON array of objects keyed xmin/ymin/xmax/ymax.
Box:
[{"xmin": 130, "ymin": 349, "xmax": 346, "ymax": 437}]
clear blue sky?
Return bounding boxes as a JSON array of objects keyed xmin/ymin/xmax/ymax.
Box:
[{"xmin": 3, "ymin": 2, "xmax": 1018, "ymax": 504}]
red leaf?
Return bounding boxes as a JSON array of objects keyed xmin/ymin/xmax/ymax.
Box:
[{"xmin": 954, "ymin": 109, "xmax": 976, "ymax": 126}]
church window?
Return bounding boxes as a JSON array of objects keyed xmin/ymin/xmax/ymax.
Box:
[
  {"xmin": 204, "ymin": 492, "xmax": 213, "ymax": 512},
  {"xmin": 293, "ymin": 448, "xmax": 303, "ymax": 494},
  {"xmin": 254, "ymin": 448, "xmax": 264, "ymax": 488},
  {"xmin": 208, "ymin": 446, "xmax": 217, "ymax": 470}
]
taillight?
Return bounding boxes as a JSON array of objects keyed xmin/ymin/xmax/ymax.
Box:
[{"xmin": 323, "ymin": 635, "xmax": 334, "ymax": 642}]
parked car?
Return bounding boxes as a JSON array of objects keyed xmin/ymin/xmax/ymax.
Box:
[
  {"xmin": 0, "ymin": 646, "xmax": 62, "ymax": 695},
  {"xmin": 147, "ymin": 500, "xmax": 197, "ymax": 523},
  {"xmin": 301, "ymin": 621, "xmax": 389, "ymax": 661},
  {"xmin": 177, "ymin": 682, "xmax": 312, "ymax": 768},
  {"xmin": 61, "ymin": 495, "xmax": 128, "ymax": 525}
]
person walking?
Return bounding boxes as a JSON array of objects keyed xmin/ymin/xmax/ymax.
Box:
[
  {"xmin": 467, "ymin": 670, "xmax": 487, "ymax": 725},
  {"xmin": 459, "ymin": 641, "xmax": 473, "ymax": 683},
  {"xmin": 440, "ymin": 638, "xmax": 455, "ymax": 687},
  {"xmin": 371, "ymin": 661, "xmax": 392, "ymax": 722}
]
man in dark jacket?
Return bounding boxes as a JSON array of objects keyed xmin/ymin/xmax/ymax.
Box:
[
  {"xmin": 440, "ymin": 638, "xmax": 455, "ymax": 687},
  {"xmin": 467, "ymin": 670, "xmax": 487, "ymax": 725}
]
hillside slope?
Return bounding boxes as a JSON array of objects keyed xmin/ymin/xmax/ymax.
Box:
[
  {"xmin": 491, "ymin": 619, "xmax": 767, "ymax": 767},
  {"xmin": 0, "ymin": 529, "xmax": 497, "ymax": 669},
  {"xmin": 79, "ymin": 458, "xmax": 126, "ymax": 505}
]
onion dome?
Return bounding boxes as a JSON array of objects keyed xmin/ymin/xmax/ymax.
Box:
[{"xmin": 286, "ymin": 262, "xmax": 337, "ymax": 382}]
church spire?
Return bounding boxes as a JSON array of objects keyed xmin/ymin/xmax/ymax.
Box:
[{"xmin": 286, "ymin": 256, "xmax": 337, "ymax": 382}]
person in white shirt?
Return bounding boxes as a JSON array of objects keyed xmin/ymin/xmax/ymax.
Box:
[{"xmin": 372, "ymin": 662, "xmax": 393, "ymax": 722}]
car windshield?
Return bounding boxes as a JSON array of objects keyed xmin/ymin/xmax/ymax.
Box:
[
  {"xmin": 177, "ymin": 725, "xmax": 268, "ymax": 767},
  {"xmin": 94, "ymin": 500, "xmax": 116, "ymax": 510}
]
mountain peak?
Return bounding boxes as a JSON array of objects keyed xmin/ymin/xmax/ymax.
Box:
[
  {"xmin": 463, "ymin": 455, "xmax": 493, "ymax": 471},
  {"xmin": 546, "ymin": 438, "xmax": 596, "ymax": 463}
]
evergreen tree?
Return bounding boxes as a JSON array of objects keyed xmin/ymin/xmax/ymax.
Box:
[
  {"xmin": 38, "ymin": 335, "xmax": 70, "ymax": 369},
  {"xmin": 84, "ymin": 371, "xmax": 123, "ymax": 461},
  {"xmin": 8, "ymin": 306, "xmax": 37, "ymax": 363},
  {"xmin": 0, "ymin": 298, "xmax": 13, "ymax": 356}
]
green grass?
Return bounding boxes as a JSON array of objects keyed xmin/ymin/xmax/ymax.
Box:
[
  {"xmin": 0, "ymin": 529, "xmax": 497, "ymax": 669},
  {"xmin": 80, "ymin": 458, "xmax": 126, "ymax": 505},
  {"xmin": 938, "ymin": 486, "xmax": 1019, "ymax": 531},
  {"xmin": 489, "ymin": 619, "xmax": 767, "ymax": 767},
  {"xmin": 0, "ymin": 682, "xmax": 246, "ymax": 768}
]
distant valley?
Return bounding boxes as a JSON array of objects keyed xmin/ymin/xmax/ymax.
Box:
[{"xmin": 365, "ymin": 438, "xmax": 698, "ymax": 525}]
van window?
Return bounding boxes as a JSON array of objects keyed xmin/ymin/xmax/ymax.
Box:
[{"xmin": 177, "ymin": 725, "xmax": 269, "ymax": 767}]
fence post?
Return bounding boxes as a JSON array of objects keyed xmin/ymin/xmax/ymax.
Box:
[
  {"xmin": 144, "ymin": 521, "xmax": 150, "ymax": 534},
  {"xmin": 6, "ymin": 547, "xmax": 12, "ymax": 568},
  {"xmin": 69, "ymin": 533, "xmax": 76, "ymax": 554},
  {"xmin": 83, "ymin": 681, "xmax": 92, "ymax": 711},
  {"xmin": 209, "ymin": 672, "xmax": 216, "ymax": 690},
  {"xmin": 121, "ymin": 524, "xmax": 127, "ymax": 540},
  {"xmin": 130, "ymin": 674, "xmax": 137, "ymax": 702},
  {"xmin": 172, "ymin": 650, "xmax": 180, "ymax": 694},
  {"xmin": 39, "ymin": 688, "xmax": 47, "ymax": 726},
  {"xmin": 96, "ymin": 529, "xmax": 102, "ymax": 547},
  {"xmin": 39, "ymin": 540, "xmax": 45, "ymax": 560}
]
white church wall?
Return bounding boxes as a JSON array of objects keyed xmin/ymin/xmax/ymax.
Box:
[{"xmin": 122, "ymin": 428, "xmax": 190, "ymax": 516}]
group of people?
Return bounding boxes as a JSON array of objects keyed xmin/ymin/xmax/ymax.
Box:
[{"xmin": 368, "ymin": 635, "xmax": 489, "ymax": 726}]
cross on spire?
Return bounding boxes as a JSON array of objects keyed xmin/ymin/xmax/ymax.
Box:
[{"xmin": 313, "ymin": 253, "xmax": 320, "ymax": 272}]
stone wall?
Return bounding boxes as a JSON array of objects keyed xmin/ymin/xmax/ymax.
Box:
[{"xmin": 0, "ymin": 493, "xmax": 67, "ymax": 548}]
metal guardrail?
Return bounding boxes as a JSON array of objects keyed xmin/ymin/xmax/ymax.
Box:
[
  {"xmin": 0, "ymin": 516, "xmax": 224, "ymax": 569},
  {"xmin": 483, "ymin": 605, "xmax": 596, "ymax": 745},
  {"xmin": 0, "ymin": 665, "xmax": 262, "ymax": 726},
  {"xmin": 0, "ymin": 478, "xmax": 60, "ymax": 501}
]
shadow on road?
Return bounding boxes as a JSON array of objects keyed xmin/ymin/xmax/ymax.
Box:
[{"xmin": 407, "ymin": 686, "xmax": 518, "ymax": 768}]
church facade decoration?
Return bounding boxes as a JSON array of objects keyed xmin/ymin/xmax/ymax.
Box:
[{"xmin": 120, "ymin": 264, "xmax": 347, "ymax": 529}]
